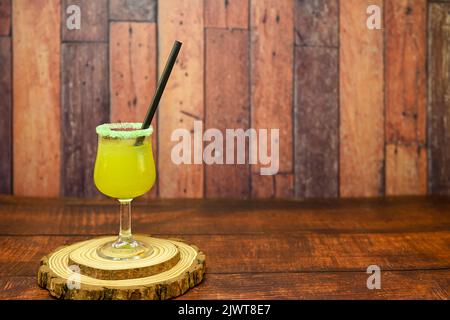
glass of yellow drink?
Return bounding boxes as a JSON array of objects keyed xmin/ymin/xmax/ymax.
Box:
[{"xmin": 94, "ymin": 123, "xmax": 156, "ymax": 260}]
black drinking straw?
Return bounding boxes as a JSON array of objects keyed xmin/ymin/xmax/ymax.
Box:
[{"xmin": 135, "ymin": 40, "xmax": 182, "ymax": 145}]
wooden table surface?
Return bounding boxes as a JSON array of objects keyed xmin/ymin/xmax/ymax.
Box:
[{"xmin": 0, "ymin": 195, "xmax": 449, "ymax": 300}]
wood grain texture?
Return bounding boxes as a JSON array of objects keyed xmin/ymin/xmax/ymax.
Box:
[
  {"xmin": 0, "ymin": 0, "xmax": 10, "ymax": 36},
  {"xmin": 3, "ymin": 270, "xmax": 450, "ymax": 300},
  {"xmin": 61, "ymin": 43, "xmax": 109, "ymax": 198},
  {"xmin": 38, "ymin": 236, "xmax": 205, "ymax": 300},
  {"xmin": 295, "ymin": 46, "xmax": 338, "ymax": 198},
  {"xmin": 1, "ymin": 196, "xmax": 449, "ymax": 299},
  {"xmin": 340, "ymin": 0, "xmax": 385, "ymax": 197},
  {"xmin": 386, "ymin": 144, "xmax": 427, "ymax": 196},
  {"xmin": 294, "ymin": 0, "xmax": 338, "ymax": 47},
  {"xmin": 2, "ymin": 232, "xmax": 450, "ymax": 276},
  {"xmin": 158, "ymin": 0, "xmax": 204, "ymax": 198},
  {"xmin": 0, "ymin": 37, "xmax": 11, "ymax": 194},
  {"xmin": 204, "ymin": 0, "xmax": 248, "ymax": 29},
  {"xmin": 61, "ymin": 0, "xmax": 108, "ymax": 42},
  {"xmin": 385, "ymin": 0, "xmax": 427, "ymax": 144},
  {"xmin": 109, "ymin": 0, "xmax": 156, "ymax": 22},
  {"xmin": 1, "ymin": 196, "xmax": 449, "ymax": 235},
  {"xmin": 251, "ymin": 0, "xmax": 294, "ymax": 197},
  {"xmin": 110, "ymin": 22, "xmax": 158, "ymax": 198},
  {"xmin": 12, "ymin": 0, "xmax": 61, "ymax": 197},
  {"xmin": 429, "ymin": 3, "xmax": 450, "ymax": 195},
  {"xmin": 205, "ymin": 28, "xmax": 250, "ymax": 198}
]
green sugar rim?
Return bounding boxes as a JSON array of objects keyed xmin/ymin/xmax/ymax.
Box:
[{"xmin": 96, "ymin": 123, "xmax": 153, "ymax": 139}]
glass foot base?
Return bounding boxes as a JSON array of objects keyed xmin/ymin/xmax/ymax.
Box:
[{"xmin": 97, "ymin": 238, "xmax": 153, "ymax": 261}]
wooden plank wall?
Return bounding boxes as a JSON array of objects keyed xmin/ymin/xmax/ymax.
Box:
[
  {"xmin": 1, "ymin": 0, "xmax": 448, "ymax": 199},
  {"xmin": 295, "ymin": 0, "xmax": 339, "ymax": 198},
  {"xmin": 429, "ymin": 2, "xmax": 450, "ymax": 195}
]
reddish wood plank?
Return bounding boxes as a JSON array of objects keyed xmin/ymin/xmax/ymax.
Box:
[
  {"xmin": 340, "ymin": 0, "xmax": 384, "ymax": 197},
  {"xmin": 110, "ymin": 22, "xmax": 158, "ymax": 198},
  {"xmin": 274, "ymin": 174, "xmax": 294, "ymax": 198},
  {"xmin": 295, "ymin": 46, "xmax": 338, "ymax": 198},
  {"xmin": 251, "ymin": 0, "xmax": 294, "ymax": 197},
  {"xmin": 109, "ymin": 0, "xmax": 156, "ymax": 22},
  {"xmin": 1, "ymin": 232, "xmax": 449, "ymax": 277},
  {"xmin": 205, "ymin": 28, "xmax": 250, "ymax": 198},
  {"xmin": 2, "ymin": 270, "xmax": 449, "ymax": 300},
  {"xmin": 204, "ymin": 0, "xmax": 248, "ymax": 29},
  {"xmin": 158, "ymin": 0, "xmax": 204, "ymax": 198},
  {"xmin": 61, "ymin": 0, "xmax": 108, "ymax": 42},
  {"xmin": 386, "ymin": 144, "xmax": 427, "ymax": 196},
  {"xmin": 1, "ymin": 197, "xmax": 449, "ymax": 235},
  {"xmin": 385, "ymin": 0, "xmax": 427, "ymax": 144},
  {"xmin": 429, "ymin": 3, "xmax": 450, "ymax": 195},
  {"xmin": 294, "ymin": 0, "xmax": 338, "ymax": 47},
  {"xmin": 61, "ymin": 43, "xmax": 109, "ymax": 197},
  {"xmin": 12, "ymin": 0, "xmax": 61, "ymax": 197},
  {"xmin": 0, "ymin": 0, "xmax": 11, "ymax": 36},
  {"xmin": 0, "ymin": 37, "xmax": 11, "ymax": 194}
]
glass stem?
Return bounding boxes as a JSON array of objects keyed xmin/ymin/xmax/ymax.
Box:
[{"xmin": 118, "ymin": 199, "xmax": 133, "ymax": 243}]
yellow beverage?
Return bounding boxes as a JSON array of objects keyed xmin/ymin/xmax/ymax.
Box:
[{"xmin": 94, "ymin": 125, "xmax": 156, "ymax": 199}]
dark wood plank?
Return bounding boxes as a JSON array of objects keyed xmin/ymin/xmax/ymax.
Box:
[
  {"xmin": 204, "ymin": 0, "xmax": 248, "ymax": 29},
  {"xmin": 340, "ymin": 0, "xmax": 384, "ymax": 197},
  {"xmin": 1, "ymin": 197, "xmax": 449, "ymax": 235},
  {"xmin": 251, "ymin": 0, "xmax": 294, "ymax": 197},
  {"xmin": 61, "ymin": 0, "xmax": 108, "ymax": 42},
  {"xmin": 385, "ymin": 0, "xmax": 427, "ymax": 144},
  {"xmin": 2, "ymin": 270, "xmax": 449, "ymax": 300},
  {"xmin": 110, "ymin": 22, "xmax": 158, "ymax": 198},
  {"xmin": 0, "ymin": 0, "xmax": 11, "ymax": 36},
  {"xmin": 205, "ymin": 28, "xmax": 250, "ymax": 198},
  {"xmin": 294, "ymin": 0, "xmax": 338, "ymax": 47},
  {"xmin": 1, "ymin": 232, "xmax": 449, "ymax": 277},
  {"xmin": 158, "ymin": 0, "xmax": 204, "ymax": 198},
  {"xmin": 12, "ymin": 0, "xmax": 61, "ymax": 197},
  {"xmin": 0, "ymin": 37, "xmax": 11, "ymax": 194},
  {"xmin": 429, "ymin": 3, "xmax": 450, "ymax": 195},
  {"xmin": 61, "ymin": 43, "xmax": 109, "ymax": 198},
  {"xmin": 295, "ymin": 46, "xmax": 338, "ymax": 198},
  {"xmin": 109, "ymin": 0, "xmax": 156, "ymax": 22}
]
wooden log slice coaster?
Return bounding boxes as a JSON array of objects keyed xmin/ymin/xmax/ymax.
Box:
[
  {"xmin": 37, "ymin": 236, "xmax": 206, "ymax": 300},
  {"xmin": 68, "ymin": 236, "xmax": 180, "ymax": 280}
]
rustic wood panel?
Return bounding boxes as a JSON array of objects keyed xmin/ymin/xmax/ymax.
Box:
[
  {"xmin": 386, "ymin": 145, "xmax": 427, "ymax": 196},
  {"xmin": 295, "ymin": 47, "xmax": 338, "ymax": 198},
  {"xmin": 109, "ymin": 0, "xmax": 156, "ymax": 22},
  {"xmin": 385, "ymin": 0, "xmax": 427, "ymax": 144},
  {"xmin": 0, "ymin": 37, "xmax": 11, "ymax": 194},
  {"xmin": 2, "ymin": 196, "xmax": 448, "ymax": 235},
  {"xmin": 340, "ymin": 0, "xmax": 384, "ymax": 197},
  {"xmin": 110, "ymin": 22, "xmax": 158, "ymax": 198},
  {"xmin": 2, "ymin": 270, "xmax": 448, "ymax": 300},
  {"xmin": 205, "ymin": 28, "xmax": 250, "ymax": 198},
  {"xmin": 61, "ymin": 43, "xmax": 109, "ymax": 197},
  {"xmin": 61, "ymin": 0, "xmax": 108, "ymax": 42},
  {"xmin": 251, "ymin": 0, "xmax": 294, "ymax": 197},
  {"xmin": 158, "ymin": 0, "xmax": 204, "ymax": 198},
  {"xmin": 295, "ymin": 0, "xmax": 338, "ymax": 198},
  {"xmin": 1, "ymin": 232, "xmax": 449, "ymax": 276},
  {"xmin": 275, "ymin": 174, "xmax": 294, "ymax": 198},
  {"xmin": 12, "ymin": 0, "xmax": 61, "ymax": 197},
  {"xmin": 0, "ymin": 0, "xmax": 11, "ymax": 36},
  {"xmin": 429, "ymin": 3, "xmax": 450, "ymax": 195},
  {"xmin": 204, "ymin": 0, "xmax": 248, "ymax": 29},
  {"xmin": 294, "ymin": 0, "xmax": 338, "ymax": 47}
]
